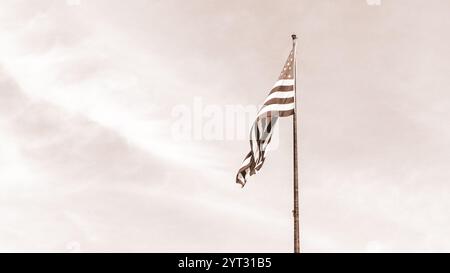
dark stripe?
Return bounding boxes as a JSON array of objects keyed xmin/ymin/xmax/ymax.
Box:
[
  {"xmin": 237, "ymin": 153, "xmax": 254, "ymax": 174},
  {"xmin": 263, "ymin": 97, "xmax": 295, "ymax": 106},
  {"xmin": 277, "ymin": 109, "xmax": 295, "ymax": 117},
  {"xmin": 258, "ymin": 109, "xmax": 294, "ymax": 119},
  {"xmin": 269, "ymin": 85, "xmax": 294, "ymax": 94}
]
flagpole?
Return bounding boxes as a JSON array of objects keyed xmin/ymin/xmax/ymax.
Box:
[{"xmin": 291, "ymin": 34, "xmax": 300, "ymax": 254}]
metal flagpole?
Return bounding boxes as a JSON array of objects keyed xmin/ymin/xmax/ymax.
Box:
[{"xmin": 291, "ymin": 34, "xmax": 300, "ymax": 253}]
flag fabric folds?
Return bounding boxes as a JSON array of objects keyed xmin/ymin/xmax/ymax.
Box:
[{"xmin": 236, "ymin": 49, "xmax": 296, "ymax": 187}]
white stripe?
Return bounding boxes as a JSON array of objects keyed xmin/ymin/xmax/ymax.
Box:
[
  {"xmin": 263, "ymin": 91, "xmax": 295, "ymax": 104},
  {"xmin": 257, "ymin": 103, "xmax": 295, "ymax": 118},
  {"xmin": 272, "ymin": 79, "xmax": 295, "ymax": 88},
  {"xmin": 240, "ymin": 155, "xmax": 251, "ymax": 167},
  {"xmin": 251, "ymin": 126, "xmax": 260, "ymax": 160}
]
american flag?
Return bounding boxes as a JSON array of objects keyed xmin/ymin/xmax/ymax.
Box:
[{"xmin": 236, "ymin": 48, "xmax": 296, "ymax": 187}]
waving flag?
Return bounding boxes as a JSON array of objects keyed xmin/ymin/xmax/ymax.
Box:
[{"xmin": 236, "ymin": 48, "xmax": 296, "ymax": 187}]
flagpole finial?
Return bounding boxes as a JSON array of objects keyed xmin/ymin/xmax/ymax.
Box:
[{"xmin": 291, "ymin": 34, "xmax": 297, "ymax": 40}]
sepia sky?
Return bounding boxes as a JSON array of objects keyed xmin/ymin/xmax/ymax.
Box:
[{"xmin": 1, "ymin": 0, "xmax": 450, "ymax": 252}]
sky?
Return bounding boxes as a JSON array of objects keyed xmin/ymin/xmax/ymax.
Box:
[{"xmin": 1, "ymin": 0, "xmax": 450, "ymax": 252}]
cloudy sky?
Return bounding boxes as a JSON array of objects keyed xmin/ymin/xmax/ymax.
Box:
[{"xmin": 1, "ymin": 0, "xmax": 450, "ymax": 252}]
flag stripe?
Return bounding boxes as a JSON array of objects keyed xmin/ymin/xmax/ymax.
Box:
[
  {"xmin": 263, "ymin": 91, "xmax": 295, "ymax": 104},
  {"xmin": 272, "ymin": 79, "xmax": 295, "ymax": 88},
  {"xmin": 264, "ymin": 97, "xmax": 295, "ymax": 106},
  {"xmin": 269, "ymin": 85, "xmax": 294, "ymax": 94},
  {"xmin": 272, "ymin": 109, "xmax": 295, "ymax": 117},
  {"xmin": 257, "ymin": 103, "xmax": 295, "ymax": 118},
  {"xmin": 255, "ymin": 109, "xmax": 295, "ymax": 119}
]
